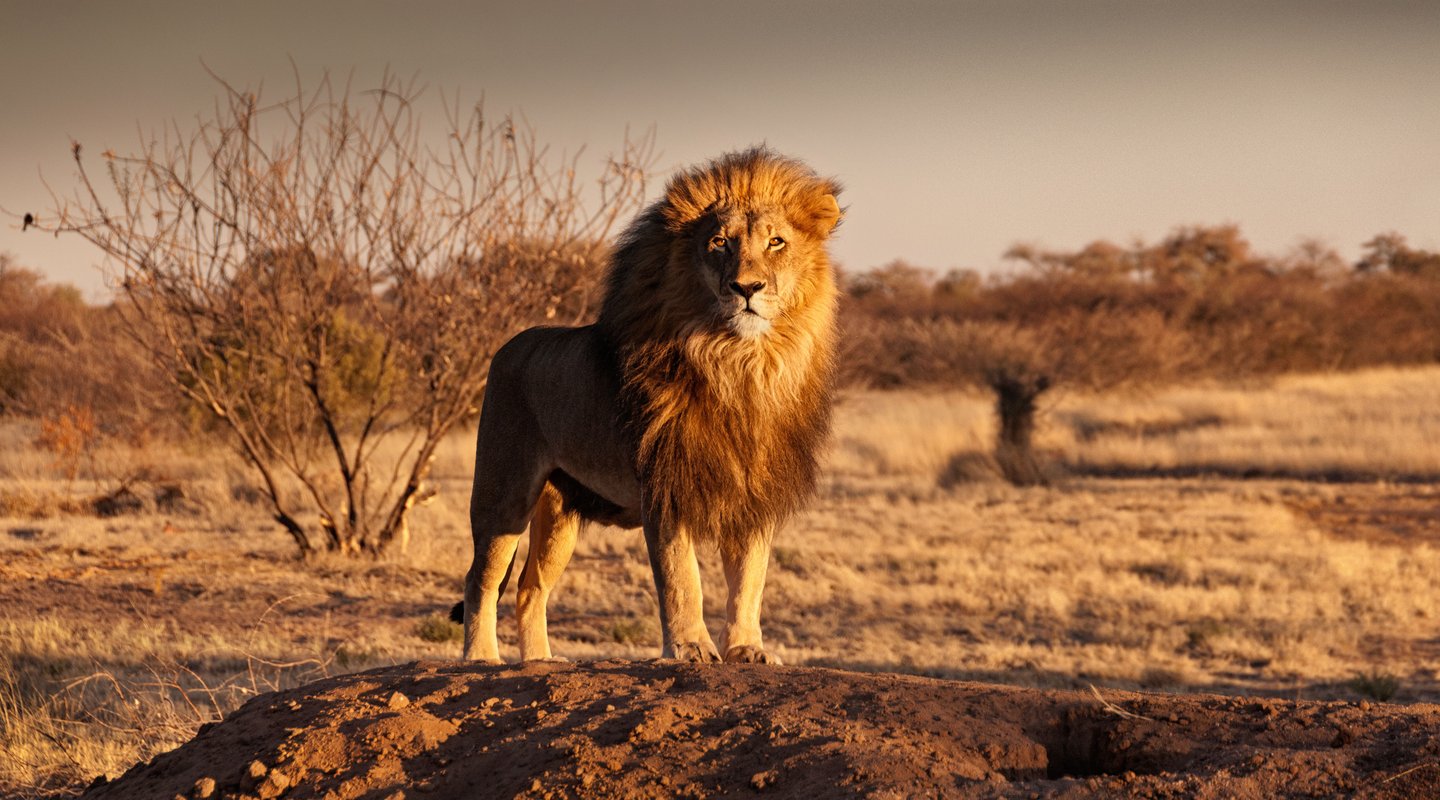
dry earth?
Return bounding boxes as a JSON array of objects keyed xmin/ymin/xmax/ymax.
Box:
[
  {"xmin": 84, "ymin": 659, "xmax": 1440, "ymax": 799},
  {"xmin": 7, "ymin": 373, "xmax": 1440, "ymax": 797}
]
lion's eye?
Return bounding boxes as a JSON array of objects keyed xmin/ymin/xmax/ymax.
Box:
[
  {"xmin": 709, "ymin": 235, "xmax": 728, "ymax": 250},
  {"xmin": 768, "ymin": 236, "xmax": 785, "ymax": 250}
]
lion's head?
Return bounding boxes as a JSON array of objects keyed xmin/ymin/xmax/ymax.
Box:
[{"xmin": 599, "ymin": 147, "xmax": 843, "ymax": 352}]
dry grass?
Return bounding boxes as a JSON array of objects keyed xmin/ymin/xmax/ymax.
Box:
[
  {"xmin": 3, "ymin": 366, "xmax": 1440, "ymax": 796},
  {"xmin": 1056, "ymin": 366, "xmax": 1440, "ymax": 480}
]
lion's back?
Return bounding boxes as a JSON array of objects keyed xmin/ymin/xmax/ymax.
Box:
[{"xmin": 474, "ymin": 324, "xmax": 640, "ymax": 519}]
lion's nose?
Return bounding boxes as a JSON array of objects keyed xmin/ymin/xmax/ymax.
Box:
[{"xmin": 729, "ymin": 280, "xmax": 766, "ymax": 299}]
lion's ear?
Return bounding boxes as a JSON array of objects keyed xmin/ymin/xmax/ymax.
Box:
[{"xmin": 807, "ymin": 193, "xmax": 842, "ymax": 239}]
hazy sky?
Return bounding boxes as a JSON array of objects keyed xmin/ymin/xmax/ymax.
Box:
[{"xmin": 2, "ymin": 0, "xmax": 1437, "ymax": 299}]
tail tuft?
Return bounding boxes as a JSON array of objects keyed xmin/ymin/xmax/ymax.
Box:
[{"xmin": 449, "ymin": 601, "xmax": 464, "ymax": 624}]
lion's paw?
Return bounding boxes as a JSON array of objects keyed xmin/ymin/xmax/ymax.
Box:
[
  {"xmin": 724, "ymin": 645, "xmax": 781, "ymax": 665},
  {"xmin": 670, "ymin": 642, "xmax": 722, "ymax": 663}
]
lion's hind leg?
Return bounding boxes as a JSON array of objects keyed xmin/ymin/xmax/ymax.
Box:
[
  {"xmin": 516, "ymin": 482, "xmax": 580, "ymax": 661},
  {"xmin": 463, "ymin": 460, "xmax": 547, "ymax": 663},
  {"xmin": 463, "ymin": 530, "xmax": 520, "ymax": 662}
]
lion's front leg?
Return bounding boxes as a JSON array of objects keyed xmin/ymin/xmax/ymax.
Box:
[
  {"xmin": 720, "ymin": 530, "xmax": 781, "ymax": 664},
  {"xmin": 642, "ymin": 515, "xmax": 720, "ymax": 662}
]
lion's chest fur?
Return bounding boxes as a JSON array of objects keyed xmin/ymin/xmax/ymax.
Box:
[{"xmin": 623, "ymin": 331, "xmax": 831, "ymax": 544}]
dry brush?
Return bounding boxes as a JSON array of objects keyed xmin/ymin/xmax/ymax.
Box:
[{"xmin": 36, "ymin": 71, "xmax": 653, "ymax": 555}]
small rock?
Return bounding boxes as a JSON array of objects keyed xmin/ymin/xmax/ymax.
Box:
[
  {"xmin": 387, "ymin": 691, "xmax": 411, "ymax": 710},
  {"xmin": 604, "ymin": 704, "xmax": 615, "ymax": 713},
  {"xmin": 192, "ymin": 776, "xmax": 217, "ymax": 798},
  {"xmin": 257, "ymin": 771, "xmax": 290, "ymax": 799},
  {"xmin": 530, "ymin": 778, "xmax": 543, "ymax": 792},
  {"xmin": 536, "ymin": 709, "xmax": 547, "ymax": 719},
  {"xmin": 751, "ymin": 770, "xmax": 778, "ymax": 790},
  {"xmin": 242, "ymin": 760, "xmax": 268, "ymax": 789}
]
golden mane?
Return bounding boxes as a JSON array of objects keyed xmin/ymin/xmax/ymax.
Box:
[{"xmin": 596, "ymin": 147, "xmax": 843, "ymax": 545}]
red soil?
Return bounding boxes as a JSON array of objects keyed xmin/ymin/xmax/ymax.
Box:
[{"xmin": 83, "ymin": 660, "xmax": 1440, "ymax": 799}]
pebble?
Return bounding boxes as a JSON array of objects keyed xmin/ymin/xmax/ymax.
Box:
[
  {"xmin": 388, "ymin": 691, "xmax": 411, "ymax": 710},
  {"xmin": 191, "ymin": 776, "xmax": 217, "ymax": 798},
  {"xmin": 257, "ymin": 771, "xmax": 290, "ymax": 799}
]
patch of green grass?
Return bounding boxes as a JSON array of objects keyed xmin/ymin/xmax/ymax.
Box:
[
  {"xmin": 771, "ymin": 546, "xmax": 806, "ymax": 573},
  {"xmin": 414, "ymin": 614, "xmax": 464, "ymax": 644},
  {"xmin": 1349, "ymin": 670, "xmax": 1401, "ymax": 702},
  {"xmin": 608, "ymin": 617, "xmax": 656, "ymax": 646}
]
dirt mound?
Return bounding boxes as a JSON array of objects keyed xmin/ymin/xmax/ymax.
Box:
[{"xmin": 83, "ymin": 660, "xmax": 1439, "ymax": 799}]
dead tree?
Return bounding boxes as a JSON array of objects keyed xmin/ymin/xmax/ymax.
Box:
[
  {"xmin": 986, "ymin": 369, "xmax": 1052, "ymax": 486},
  {"xmin": 39, "ymin": 70, "xmax": 653, "ymax": 556}
]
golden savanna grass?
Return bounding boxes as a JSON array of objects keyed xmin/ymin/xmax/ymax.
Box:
[
  {"xmin": 1057, "ymin": 366, "xmax": 1440, "ymax": 479},
  {"xmin": 3, "ymin": 366, "xmax": 1439, "ymax": 795}
]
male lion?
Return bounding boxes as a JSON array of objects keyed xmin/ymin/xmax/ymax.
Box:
[{"xmin": 457, "ymin": 147, "xmax": 842, "ymax": 664}]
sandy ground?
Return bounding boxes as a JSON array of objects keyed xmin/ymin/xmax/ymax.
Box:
[
  {"xmin": 7, "ymin": 376, "xmax": 1440, "ymax": 797},
  {"xmin": 84, "ymin": 659, "xmax": 1440, "ymax": 799}
]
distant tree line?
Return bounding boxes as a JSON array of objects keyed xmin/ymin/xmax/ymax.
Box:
[
  {"xmin": 837, "ymin": 226, "xmax": 1440, "ymax": 482},
  {"xmin": 4, "ymin": 223, "xmax": 1436, "ymax": 494}
]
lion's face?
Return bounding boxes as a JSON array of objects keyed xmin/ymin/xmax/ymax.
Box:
[{"xmin": 695, "ymin": 205, "xmax": 815, "ymax": 339}]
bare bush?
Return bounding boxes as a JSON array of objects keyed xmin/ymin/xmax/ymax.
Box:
[{"xmin": 38, "ymin": 71, "xmax": 652, "ymax": 556}]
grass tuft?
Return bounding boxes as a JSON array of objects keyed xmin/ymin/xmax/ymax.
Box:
[
  {"xmin": 608, "ymin": 618, "xmax": 657, "ymax": 647},
  {"xmin": 1349, "ymin": 671, "xmax": 1402, "ymax": 702},
  {"xmin": 414, "ymin": 614, "xmax": 464, "ymax": 644}
]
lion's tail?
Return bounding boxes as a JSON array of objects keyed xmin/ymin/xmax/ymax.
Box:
[{"xmin": 449, "ymin": 601, "xmax": 464, "ymax": 624}]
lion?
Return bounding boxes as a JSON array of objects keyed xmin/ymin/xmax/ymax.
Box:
[{"xmin": 455, "ymin": 147, "xmax": 842, "ymax": 664}]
